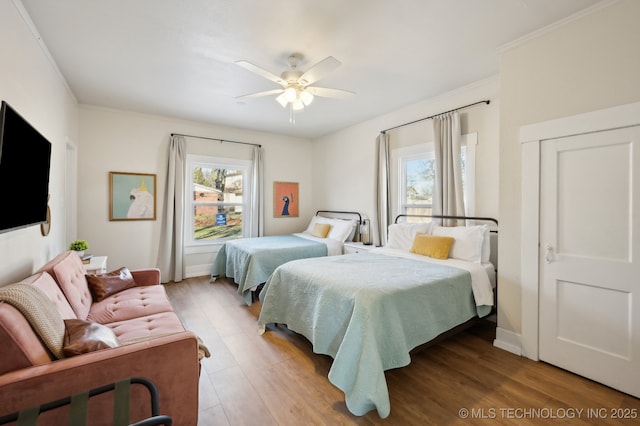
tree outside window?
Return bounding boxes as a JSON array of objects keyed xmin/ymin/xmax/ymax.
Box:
[{"xmin": 400, "ymin": 146, "xmax": 467, "ymax": 222}]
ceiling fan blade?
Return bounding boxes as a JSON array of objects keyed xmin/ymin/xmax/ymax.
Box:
[
  {"xmin": 235, "ymin": 60, "xmax": 286, "ymax": 86},
  {"xmin": 299, "ymin": 56, "xmax": 341, "ymax": 86},
  {"xmin": 236, "ymin": 89, "xmax": 284, "ymax": 99},
  {"xmin": 305, "ymin": 86, "xmax": 355, "ymax": 99}
]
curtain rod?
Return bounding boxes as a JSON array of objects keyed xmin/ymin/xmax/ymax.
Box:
[
  {"xmin": 381, "ymin": 100, "xmax": 490, "ymax": 133},
  {"xmin": 171, "ymin": 133, "xmax": 261, "ymax": 148}
]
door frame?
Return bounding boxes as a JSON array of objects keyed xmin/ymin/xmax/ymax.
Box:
[
  {"xmin": 519, "ymin": 100, "xmax": 640, "ymax": 361},
  {"xmin": 65, "ymin": 137, "xmax": 78, "ymax": 245}
]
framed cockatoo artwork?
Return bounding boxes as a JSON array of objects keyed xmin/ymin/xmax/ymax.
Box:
[
  {"xmin": 273, "ymin": 181, "xmax": 298, "ymax": 218},
  {"xmin": 109, "ymin": 172, "xmax": 156, "ymax": 221}
]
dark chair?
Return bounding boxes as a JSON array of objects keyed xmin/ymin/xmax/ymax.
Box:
[{"xmin": 0, "ymin": 377, "xmax": 172, "ymax": 426}]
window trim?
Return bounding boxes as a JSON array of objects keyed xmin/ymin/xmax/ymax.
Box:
[{"xmin": 185, "ymin": 154, "xmax": 252, "ymax": 247}]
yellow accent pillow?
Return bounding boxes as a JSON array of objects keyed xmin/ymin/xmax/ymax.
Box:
[
  {"xmin": 410, "ymin": 234, "xmax": 455, "ymax": 259},
  {"xmin": 311, "ymin": 223, "xmax": 331, "ymax": 238}
]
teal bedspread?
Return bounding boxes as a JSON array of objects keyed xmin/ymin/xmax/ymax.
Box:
[
  {"xmin": 257, "ymin": 252, "xmax": 493, "ymax": 418},
  {"xmin": 212, "ymin": 235, "xmax": 327, "ymax": 304}
]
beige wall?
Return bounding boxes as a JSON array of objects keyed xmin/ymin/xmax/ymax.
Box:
[
  {"xmin": 0, "ymin": 1, "xmax": 78, "ymax": 285},
  {"xmin": 4, "ymin": 0, "xmax": 637, "ymax": 322},
  {"xmin": 0, "ymin": 1, "xmax": 315, "ymax": 284},
  {"xmin": 312, "ymin": 76, "xmax": 500, "ymax": 235},
  {"xmin": 78, "ymin": 106, "xmax": 312, "ymax": 276},
  {"xmin": 77, "ymin": 76, "xmax": 500, "ymax": 280},
  {"xmin": 498, "ymin": 0, "xmax": 640, "ymax": 336}
]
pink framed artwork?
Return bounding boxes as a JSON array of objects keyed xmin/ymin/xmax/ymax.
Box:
[{"xmin": 273, "ymin": 181, "xmax": 298, "ymax": 218}]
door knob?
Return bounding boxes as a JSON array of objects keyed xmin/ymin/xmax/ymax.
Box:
[{"xmin": 544, "ymin": 244, "xmax": 554, "ymax": 264}]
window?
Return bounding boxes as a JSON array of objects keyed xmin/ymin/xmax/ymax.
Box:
[
  {"xmin": 401, "ymin": 152, "xmax": 436, "ymax": 217},
  {"xmin": 396, "ymin": 134, "xmax": 476, "ymax": 221},
  {"xmin": 186, "ymin": 155, "xmax": 251, "ymax": 244}
]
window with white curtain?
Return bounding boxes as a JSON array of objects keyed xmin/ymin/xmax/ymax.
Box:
[
  {"xmin": 395, "ymin": 133, "xmax": 477, "ymax": 221},
  {"xmin": 185, "ymin": 154, "xmax": 252, "ymax": 244}
]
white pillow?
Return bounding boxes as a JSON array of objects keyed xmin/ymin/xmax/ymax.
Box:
[
  {"xmin": 305, "ymin": 215, "xmax": 330, "ymax": 234},
  {"xmin": 327, "ymin": 219, "xmax": 357, "ymax": 242},
  {"xmin": 432, "ymin": 224, "xmax": 487, "ymax": 263},
  {"xmin": 481, "ymin": 226, "xmax": 491, "ymax": 264},
  {"xmin": 386, "ymin": 222, "xmax": 434, "ymax": 251},
  {"xmin": 344, "ymin": 220, "xmax": 358, "ymax": 242},
  {"xmin": 305, "ymin": 216, "xmax": 356, "ymax": 242}
]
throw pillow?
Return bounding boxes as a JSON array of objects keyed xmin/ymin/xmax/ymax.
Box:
[
  {"xmin": 63, "ymin": 319, "xmax": 119, "ymax": 357},
  {"xmin": 86, "ymin": 267, "xmax": 138, "ymax": 302},
  {"xmin": 311, "ymin": 223, "xmax": 331, "ymax": 238},
  {"xmin": 410, "ymin": 234, "xmax": 455, "ymax": 260}
]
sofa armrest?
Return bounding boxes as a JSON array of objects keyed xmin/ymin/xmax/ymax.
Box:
[
  {"xmin": 0, "ymin": 331, "xmax": 199, "ymax": 425},
  {"xmin": 130, "ymin": 268, "xmax": 161, "ymax": 286}
]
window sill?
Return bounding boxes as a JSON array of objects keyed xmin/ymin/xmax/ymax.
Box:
[{"xmin": 184, "ymin": 243, "xmax": 225, "ymax": 255}]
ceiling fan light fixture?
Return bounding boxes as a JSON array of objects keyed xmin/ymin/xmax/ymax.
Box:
[
  {"xmin": 292, "ymin": 98, "xmax": 305, "ymax": 111},
  {"xmin": 284, "ymin": 87, "xmax": 297, "ymax": 103},
  {"xmin": 300, "ymin": 90, "xmax": 314, "ymax": 106},
  {"xmin": 236, "ymin": 53, "xmax": 354, "ymax": 123},
  {"xmin": 275, "ymin": 93, "xmax": 288, "ymax": 108}
]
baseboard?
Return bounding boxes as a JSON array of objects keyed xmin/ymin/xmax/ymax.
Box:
[
  {"xmin": 493, "ymin": 326, "xmax": 522, "ymax": 356},
  {"xmin": 185, "ymin": 263, "xmax": 213, "ymax": 279}
]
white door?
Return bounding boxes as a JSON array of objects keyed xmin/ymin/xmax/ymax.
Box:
[{"xmin": 539, "ymin": 125, "xmax": 640, "ymax": 397}]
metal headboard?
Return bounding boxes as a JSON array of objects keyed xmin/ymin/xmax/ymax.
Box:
[
  {"xmin": 393, "ymin": 215, "xmax": 498, "ymax": 256},
  {"xmin": 394, "ymin": 214, "xmax": 497, "ymax": 228},
  {"xmin": 316, "ymin": 210, "xmax": 364, "ymax": 242},
  {"xmin": 394, "ymin": 214, "xmax": 499, "ymax": 308},
  {"xmin": 316, "ymin": 210, "xmax": 363, "ymax": 224}
]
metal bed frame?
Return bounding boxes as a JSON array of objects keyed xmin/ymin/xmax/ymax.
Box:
[
  {"xmin": 394, "ymin": 213, "xmax": 499, "ymax": 306},
  {"xmin": 315, "ymin": 210, "xmax": 364, "ymax": 242},
  {"xmin": 393, "ymin": 214, "xmax": 500, "ymax": 353}
]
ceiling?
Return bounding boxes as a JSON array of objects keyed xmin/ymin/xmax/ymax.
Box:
[{"xmin": 20, "ymin": 0, "xmax": 600, "ymax": 139}]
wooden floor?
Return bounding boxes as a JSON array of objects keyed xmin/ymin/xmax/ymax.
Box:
[{"xmin": 165, "ymin": 276, "xmax": 640, "ymax": 425}]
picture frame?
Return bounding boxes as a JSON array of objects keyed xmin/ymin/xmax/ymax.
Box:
[
  {"xmin": 273, "ymin": 181, "xmax": 299, "ymax": 218},
  {"xmin": 109, "ymin": 172, "xmax": 156, "ymax": 221}
]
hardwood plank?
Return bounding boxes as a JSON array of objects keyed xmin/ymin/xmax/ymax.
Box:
[
  {"xmin": 198, "ymin": 370, "xmax": 221, "ymax": 410},
  {"xmin": 211, "ymin": 365, "xmax": 277, "ymax": 426},
  {"xmin": 165, "ymin": 276, "xmax": 640, "ymax": 425},
  {"xmin": 197, "ymin": 404, "xmax": 231, "ymax": 426}
]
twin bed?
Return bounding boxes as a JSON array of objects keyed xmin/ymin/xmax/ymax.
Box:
[
  {"xmin": 211, "ymin": 210, "xmax": 362, "ymax": 304},
  {"xmin": 256, "ymin": 215, "xmax": 498, "ymax": 418}
]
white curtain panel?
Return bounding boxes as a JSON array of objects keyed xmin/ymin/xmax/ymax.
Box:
[
  {"xmin": 375, "ymin": 132, "xmax": 390, "ymax": 246},
  {"xmin": 433, "ymin": 112, "xmax": 465, "ymax": 225},
  {"xmin": 156, "ymin": 134, "xmax": 186, "ymax": 283},
  {"xmin": 247, "ymin": 146, "xmax": 264, "ymax": 237}
]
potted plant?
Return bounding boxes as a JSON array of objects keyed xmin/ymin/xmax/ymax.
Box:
[{"xmin": 69, "ymin": 239, "xmax": 89, "ymax": 257}]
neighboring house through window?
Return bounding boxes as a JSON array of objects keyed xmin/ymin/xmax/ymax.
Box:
[{"xmin": 186, "ymin": 154, "xmax": 252, "ymax": 245}]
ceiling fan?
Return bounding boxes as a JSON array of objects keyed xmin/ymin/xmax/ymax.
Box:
[{"xmin": 235, "ymin": 53, "xmax": 355, "ymax": 122}]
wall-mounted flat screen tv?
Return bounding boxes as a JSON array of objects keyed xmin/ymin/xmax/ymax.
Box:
[{"xmin": 0, "ymin": 101, "xmax": 52, "ymax": 234}]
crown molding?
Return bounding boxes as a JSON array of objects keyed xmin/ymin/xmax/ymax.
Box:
[
  {"xmin": 498, "ymin": 0, "xmax": 619, "ymax": 54},
  {"xmin": 11, "ymin": 0, "xmax": 78, "ymax": 105}
]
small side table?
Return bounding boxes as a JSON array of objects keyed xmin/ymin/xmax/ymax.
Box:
[
  {"xmin": 343, "ymin": 242, "xmax": 375, "ymax": 254},
  {"xmin": 83, "ymin": 256, "xmax": 108, "ymax": 274}
]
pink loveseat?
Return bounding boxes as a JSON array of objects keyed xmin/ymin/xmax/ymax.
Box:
[{"xmin": 0, "ymin": 251, "xmax": 200, "ymax": 425}]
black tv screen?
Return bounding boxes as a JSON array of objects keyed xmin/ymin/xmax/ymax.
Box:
[{"xmin": 0, "ymin": 101, "xmax": 52, "ymax": 234}]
